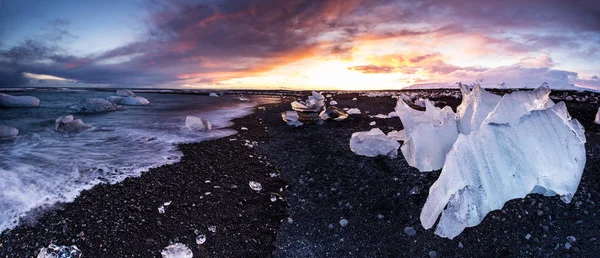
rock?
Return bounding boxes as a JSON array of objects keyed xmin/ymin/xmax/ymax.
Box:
[
  {"xmin": 319, "ymin": 106, "xmax": 348, "ymax": 121},
  {"xmin": 0, "ymin": 93, "xmax": 40, "ymax": 108},
  {"xmin": 387, "ymin": 130, "xmax": 405, "ymax": 141},
  {"xmin": 55, "ymin": 115, "xmax": 92, "ymax": 133},
  {"xmin": 185, "ymin": 116, "xmax": 211, "ymax": 131},
  {"xmin": 71, "ymin": 98, "xmax": 122, "ymax": 113},
  {"xmin": 428, "ymin": 250, "xmax": 438, "ymax": 258},
  {"xmin": 249, "ymin": 181, "xmax": 262, "ymax": 191},
  {"xmin": 537, "ymin": 210, "xmax": 544, "ymax": 216},
  {"xmin": 525, "ymin": 234, "xmax": 531, "ymax": 240},
  {"xmin": 0, "ymin": 125, "xmax": 18, "ymax": 138},
  {"xmin": 565, "ymin": 242, "xmax": 572, "ymax": 249},
  {"xmin": 196, "ymin": 234, "xmax": 207, "ymax": 245},
  {"xmin": 116, "ymin": 89, "xmax": 136, "ymax": 97},
  {"xmin": 160, "ymin": 243, "xmax": 193, "ymax": 258},
  {"xmin": 350, "ymin": 128, "xmax": 400, "ymax": 158},
  {"xmin": 404, "ymin": 227, "xmax": 416, "ymax": 236}
]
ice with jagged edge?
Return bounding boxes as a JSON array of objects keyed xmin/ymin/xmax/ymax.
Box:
[
  {"xmin": 420, "ymin": 87, "xmax": 586, "ymax": 239},
  {"xmin": 350, "ymin": 128, "xmax": 400, "ymax": 158},
  {"xmin": 161, "ymin": 243, "xmax": 193, "ymax": 258},
  {"xmin": 395, "ymin": 98, "xmax": 458, "ymax": 172},
  {"xmin": 291, "ymin": 91, "xmax": 325, "ymax": 112},
  {"xmin": 456, "ymin": 83, "xmax": 501, "ymax": 134}
]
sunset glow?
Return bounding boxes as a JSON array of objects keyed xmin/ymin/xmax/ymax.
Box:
[{"xmin": 1, "ymin": 0, "xmax": 599, "ymax": 90}]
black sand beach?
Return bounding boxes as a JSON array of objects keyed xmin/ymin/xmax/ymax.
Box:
[{"xmin": 2, "ymin": 91, "xmax": 600, "ymax": 257}]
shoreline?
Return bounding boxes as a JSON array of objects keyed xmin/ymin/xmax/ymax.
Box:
[{"xmin": 2, "ymin": 92, "xmax": 600, "ymax": 257}]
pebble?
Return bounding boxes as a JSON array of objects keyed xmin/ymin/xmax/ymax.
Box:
[
  {"xmin": 339, "ymin": 219, "xmax": 349, "ymax": 227},
  {"xmin": 567, "ymin": 236, "xmax": 576, "ymax": 243},
  {"xmin": 542, "ymin": 225, "xmax": 549, "ymax": 232},
  {"xmin": 536, "ymin": 210, "xmax": 543, "ymax": 216},
  {"xmin": 429, "ymin": 250, "xmax": 437, "ymax": 258},
  {"xmin": 458, "ymin": 242, "xmax": 464, "ymax": 249},
  {"xmin": 565, "ymin": 242, "xmax": 572, "ymax": 249},
  {"xmin": 404, "ymin": 227, "xmax": 416, "ymax": 236},
  {"xmin": 525, "ymin": 234, "xmax": 531, "ymax": 240}
]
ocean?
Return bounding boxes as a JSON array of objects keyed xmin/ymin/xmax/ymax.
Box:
[{"xmin": 0, "ymin": 89, "xmax": 268, "ymax": 232}]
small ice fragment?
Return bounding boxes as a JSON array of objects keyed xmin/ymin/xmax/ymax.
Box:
[
  {"xmin": 239, "ymin": 97, "xmax": 250, "ymax": 101},
  {"xmin": 55, "ymin": 115, "xmax": 92, "ymax": 133},
  {"xmin": 319, "ymin": 106, "xmax": 348, "ymax": 121},
  {"xmin": 158, "ymin": 206, "xmax": 165, "ymax": 214},
  {"xmin": 0, "ymin": 125, "xmax": 18, "ymax": 138},
  {"xmin": 270, "ymin": 195, "xmax": 277, "ymax": 202},
  {"xmin": 369, "ymin": 121, "xmax": 376, "ymax": 126},
  {"xmin": 196, "ymin": 234, "xmax": 207, "ymax": 245},
  {"xmin": 339, "ymin": 219, "xmax": 349, "ymax": 227},
  {"xmin": 185, "ymin": 115, "xmax": 211, "ymax": 131},
  {"xmin": 350, "ymin": 128, "xmax": 400, "ymax": 158},
  {"xmin": 287, "ymin": 217, "xmax": 293, "ymax": 223},
  {"xmin": 281, "ymin": 111, "xmax": 303, "ymax": 127},
  {"xmin": 404, "ymin": 227, "xmax": 416, "ymax": 236},
  {"xmin": 370, "ymin": 114, "xmax": 389, "ymax": 119},
  {"xmin": 116, "ymin": 89, "xmax": 136, "ymax": 97},
  {"xmin": 594, "ymin": 107, "xmax": 600, "ymax": 124},
  {"xmin": 241, "ymin": 127, "xmax": 248, "ymax": 130},
  {"xmin": 208, "ymin": 225, "xmax": 217, "ymax": 232},
  {"xmin": 565, "ymin": 242, "xmax": 572, "ymax": 249},
  {"xmin": 37, "ymin": 244, "xmax": 82, "ymax": 258},
  {"xmin": 346, "ymin": 108, "xmax": 361, "ymax": 115},
  {"xmin": 209, "ymin": 93, "xmax": 219, "ymax": 97},
  {"xmin": 164, "ymin": 201, "xmax": 171, "ymax": 206},
  {"xmin": 330, "ymin": 100, "xmax": 338, "ymax": 105},
  {"xmin": 161, "ymin": 243, "xmax": 193, "ymax": 258},
  {"xmin": 249, "ymin": 181, "xmax": 262, "ymax": 191},
  {"xmin": 525, "ymin": 234, "xmax": 531, "ymax": 240}
]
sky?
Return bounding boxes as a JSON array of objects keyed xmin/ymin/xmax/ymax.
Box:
[{"xmin": 1, "ymin": 0, "xmax": 599, "ymax": 90}]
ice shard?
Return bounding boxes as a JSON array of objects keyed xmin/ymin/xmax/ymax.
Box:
[
  {"xmin": 456, "ymin": 83, "xmax": 501, "ymax": 134},
  {"xmin": 420, "ymin": 89, "xmax": 586, "ymax": 239},
  {"xmin": 350, "ymin": 128, "xmax": 400, "ymax": 158},
  {"xmin": 395, "ymin": 98, "xmax": 458, "ymax": 172}
]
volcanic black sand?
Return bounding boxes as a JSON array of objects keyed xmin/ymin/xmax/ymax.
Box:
[{"xmin": 2, "ymin": 91, "xmax": 600, "ymax": 257}]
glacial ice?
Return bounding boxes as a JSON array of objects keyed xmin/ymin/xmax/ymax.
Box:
[
  {"xmin": 387, "ymin": 130, "xmax": 405, "ymax": 141},
  {"xmin": 0, "ymin": 93, "xmax": 40, "ymax": 108},
  {"xmin": 161, "ymin": 243, "xmax": 193, "ymax": 258},
  {"xmin": 209, "ymin": 93, "xmax": 219, "ymax": 97},
  {"xmin": 106, "ymin": 96, "xmax": 150, "ymax": 106},
  {"xmin": 456, "ymin": 83, "xmax": 501, "ymax": 134},
  {"xmin": 281, "ymin": 111, "xmax": 303, "ymax": 127},
  {"xmin": 37, "ymin": 244, "xmax": 82, "ymax": 258},
  {"xmin": 395, "ymin": 98, "xmax": 458, "ymax": 172},
  {"xmin": 330, "ymin": 100, "xmax": 338, "ymax": 105},
  {"xmin": 420, "ymin": 89, "xmax": 586, "ymax": 239},
  {"xmin": 349, "ymin": 128, "xmax": 400, "ymax": 158},
  {"xmin": 291, "ymin": 91, "xmax": 325, "ymax": 112},
  {"xmin": 185, "ymin": 116, "xmax": 211, "ymax": 131},
  {"xmin": 71, "ymin": 98, "xmax": 122, "ymax": 113},
  {"xmin": 0, "ymin": 125, "xmax": 18, "ymax": 138},
  {"xmin": 319, "ymin": 106, "xmax": 348, "ymax": 121},
  {"xmin": 595, "ymin": 107, "xmax": 600, "ymax": 124},
  {"xmin": 55, "ymin": 115, "xmax": 92, "ymax": 133},
  {"xmin": 346, "ymin": 108, "xmax": 361, "ymax": 115},
  {"xmin": 116, "ymin": 89, "xmax": 136, "ymax": 97}
]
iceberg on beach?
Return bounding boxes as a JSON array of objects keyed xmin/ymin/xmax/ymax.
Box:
[
  {"xmin": 350, "ymin": 128, "xmax": 400, "ymax": 158},
  {"xmin": 456, "ymin": 83, "xmax": 501, "ymax": 134},
  {"xmin": 346, "ymin": 108, "xmax": 361, "ymax": 115},
  {"xmin": 55, "ymin": 115, "xmax": 92, "ymax": 133},
  {"xmin": 291, "ymin": 91, "xmax": 325, "ymax": 112},
  {"xmin": 395, "ymin": 98, "xmax": 458, "ymax": 172},
  {"xmin": 281, "ymin": 111, "xmax": 303, "ymax": 127},
  {"xmin": 71, "ymin": 98, "xmax": 122, "ymax": 113},
  {"xmin": 161, "ymin": 243, "xmax": 193, "ymax": 258},
  {"xmin": 185, "ymin": 115, "xmax": 211, "ymax": 131},
  {"xmin": 420, "ymin": 88, "xmax": 586, "ymax": 239},
  {"xmin": 116, "ymin": 89, "xmax": 136, "ymax": 97},
  {"xmin": 0, "ymin": 125, "xmax": 18, "ymax": 138},
  {"xmin": 0, "ymin": 93, "xmax": 40, "ymax": 108}
]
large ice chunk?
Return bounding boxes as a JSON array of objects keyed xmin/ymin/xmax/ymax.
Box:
[
  {"xmin": 595, "ymin": 107, "xmax": 600, "ymax": 124},
  {"xmin": 185, "ymin": 115, "xmax": 211, "ymax": 131},
  {"xmin": 161, "ymin": 243, "xmax": 193, "ymax": 258},
  {"xmin": 119, "ymin": 96, "xmax": 150, "ymax": 106},
  {"xmin": 291, "ymin": 91, "xmax": 325, "ymax": 112},
  {"xmin": 71, "ymin": 98, "xmax": 122, "ymax": 113},
  {"xmin": 395, "ymin": 98, "xmax": 458, "ymax": 172},
  {"xmin": 350, "ymin": 128, "xmax": 400, "ymax": 158},
  {"xmin": 456, "ymin": 83, "xmax": 501, "ymax": 134},
  {"xmin": 0, "ymin": 125, "xmax": 18, "ymax": 138},
  {"xmin": 0, "ymin": 93, "xmax": 40, "ymax": 108},
  {"xmin": 55, "ymin": 115, "xmax": 92, "ymax": 133},
  {"xmin": 420, "ymin": 100, "xmax": 586, "ymax": 239}
]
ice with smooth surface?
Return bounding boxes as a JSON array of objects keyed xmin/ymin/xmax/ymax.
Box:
[
  {"xmin": 0, "ymin": 125, "xmax": 18, "ymax": 138},
  {"xmin": 421, "ymin": 90, "xmax": 586, "ymax": 239},
  {"xmin": 281, "ymin": 111, "xmax": 303, "ymax": 127},
  {"xmin": 347, "ymin": 108, "xmax": 361, "ymax": 115},
  {"xmin": 395, "ymin": 98, "xmax": 458, "ymax": 172},
  {"xmin": 456, "ymin": 84, "xmax": 501, "ymax": 134},
  {"xmin": 387, "ymin": 130, "xmax": 405, "ymax": 141},
  {"xmin": 119, "ymin": 96, "xmax": 150, "ymax": 106},
  {"xmin": 209, "ymin": 93, "xmax": 219, "ymax": 97},
  {"xmin": 116, "ymin": 89, "xmax": 136, "ymax": 97},
  {"xmin": 291, "ymin": 91, "xmax": 325, "ymax": 112},
  {"xmin": 71, "ymin": 98, "xmax": 122, "ymax": 113},
  {"xmin": 37, "ymin": 244, "xmax": 82, "ymax": 258},
  {"xmin": 185, "ymin": 116, "xmax": 211, "ymax": 131},
  {"xmin": 595, "ymin": 107, "xmax": 600, "ymax": 124},
  {"xmin": 330, "ymin": 100, "xmax": 338, "ymax": 105},
  {"xmin": 161, "ymin": 243, "xmax": 193, "ymax": 258},
  {"xmin": 0, "ymin": 93, "xmax": 40, "ymax": 108},
  {"xmin": 55, "ymin": 115, "xmax": 92, "ymax": 133},
  {"xmin": 350, "ymin": 128, "xmax": 400, "ymax": 158}
]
